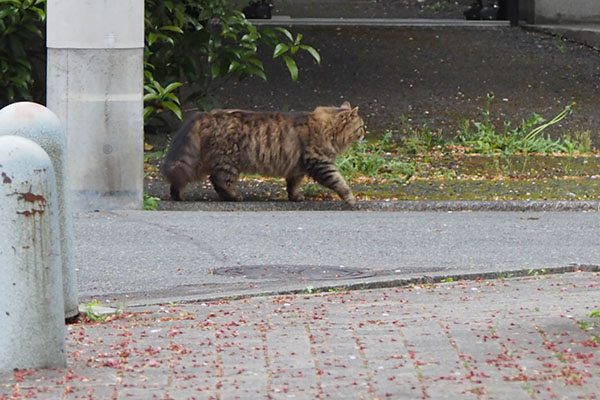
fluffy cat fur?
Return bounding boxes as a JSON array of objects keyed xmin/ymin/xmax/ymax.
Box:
[{"xmin": 163, "ymin": 101, "xmax": 365, "ymax": 205}]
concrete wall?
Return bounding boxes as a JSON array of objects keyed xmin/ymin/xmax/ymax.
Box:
[{"xmin": 533, "ymin": 0, "xmax": 600, "ymax": 23}]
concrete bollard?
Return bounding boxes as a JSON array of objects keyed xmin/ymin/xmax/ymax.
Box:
[
  {"xmin": 0, "ymin": 136, "xmax": 67, "ymax": 371},
  {"xmin": 0, "ymin": 102, "xmax": 79, "ymax": 319}
]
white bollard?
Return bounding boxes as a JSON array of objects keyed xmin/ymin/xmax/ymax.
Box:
[
  {"xmin": 0, "ymin": 136, "xmax": 67, "ymax": 371},
  {"xmin": 0, "ymin": 102, "xmax": 79, "ymax": 319}
]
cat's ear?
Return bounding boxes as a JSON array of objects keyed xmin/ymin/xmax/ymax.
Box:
[
  {"xmin": 337, "ymin": 107, "xmax": 357, "ymax": 123},
  {"xmin": 340, "ymin": 101, "xmax": 351, "ymax": 110}
]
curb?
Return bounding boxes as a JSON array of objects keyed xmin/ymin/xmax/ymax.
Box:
[
  {"xmin": 157, "ymin": 200, "xmax": 600, "ymax": 212},
  {"xmin": 97, "ymin": 264, "xmax": 600, "ymax": 310}
]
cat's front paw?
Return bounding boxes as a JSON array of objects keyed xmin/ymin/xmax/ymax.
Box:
[
  {"xmin": 289, "ymin": 193, "xmax": 305, "ymax": 202},
  {"xmin": 343, "ymin": 197, "xmax": 357, "ymax": 209}
]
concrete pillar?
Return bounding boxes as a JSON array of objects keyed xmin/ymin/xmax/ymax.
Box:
[
  {"xmin": 0, "ymin": 136, "xmax": 66, "ymax": 371},
  {"xmin": 0, "ymin": 102, "xmax": 79, "ymax": 319},
  {"xmin": 46, "ymin": 0, "xmax": 145, "ymax": 211}
]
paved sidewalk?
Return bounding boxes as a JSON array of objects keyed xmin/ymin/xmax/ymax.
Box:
[{"xmin": 2, "ymin": 271, "xmax": 599, "ymax": 399}]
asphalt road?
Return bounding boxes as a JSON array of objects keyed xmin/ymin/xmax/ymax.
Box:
[{"xmin": 74, "ymin": 210, "xmax": 600, "ymax": 306}]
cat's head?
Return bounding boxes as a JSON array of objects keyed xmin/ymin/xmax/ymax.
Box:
[{"xmin": 335, "ymin": 101, "xmax": 365, "ymax": 150}]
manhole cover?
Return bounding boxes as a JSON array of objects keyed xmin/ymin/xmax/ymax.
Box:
[{"xmin": 213, "ymin": 265, "xmax": 375, "ymax": 281}]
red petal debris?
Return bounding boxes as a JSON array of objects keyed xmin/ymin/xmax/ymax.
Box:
[{"xmin": 1, "ymin": 272, "xmax": 599, "ymax": 398}]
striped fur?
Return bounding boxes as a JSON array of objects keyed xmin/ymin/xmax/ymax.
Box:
[{"xmin": 163, "ymin": 101, "xmax": 365, "ymax": 204}]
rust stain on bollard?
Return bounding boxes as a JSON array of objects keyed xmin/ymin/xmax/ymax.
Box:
[
  {"xmin": 16, "ymin": 209, "xmax": 45, "ymax": 217},
  {"xmin": 16, "ymin": 191, "xmax": 47, "ymax": 216},
  {"xmin": 1, "ymin": 172, "xmax": 11, "ymax": 184},
  {"xmin": 20, "ymin": 192, "xmax": 46, "ymax": 203}
]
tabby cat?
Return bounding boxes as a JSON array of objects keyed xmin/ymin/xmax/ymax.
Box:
[{"xmin": 163, "ymin": 101, "xmax": 365, "ymax": 205}]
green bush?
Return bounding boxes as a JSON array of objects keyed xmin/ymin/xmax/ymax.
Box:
[
  {"xmin": 144, "ymin": 0, "xmax": 320, "ymax": 129},
  {"xmin": 0, "ymin": 0, "xmax": 46, "ymax": 106}
]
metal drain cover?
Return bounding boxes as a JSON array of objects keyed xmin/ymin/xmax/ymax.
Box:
[{"xmin": 213, "ymin": 265, "xmax": 375, "ymax": 281}]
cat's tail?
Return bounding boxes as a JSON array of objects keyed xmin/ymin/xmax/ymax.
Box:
[{"xmin": 162, "ymin": 113, "xmax": 202, "ymax": 201}]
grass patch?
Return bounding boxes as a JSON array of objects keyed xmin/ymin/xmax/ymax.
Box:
[
  {"xmin": 82, "ymin": 299, "xmax": 107, "ymax": 322},
  {"xmin": 456, "ymin": 94, "xmax": 585, "ymax": 155},
  {"xmin": 578, "ymin": 310, "xmax": 600, "ymax": 345},
  {"xmin": 387, "ymin": 94, "xmax": 593, "ymax": 158},
  {"xmin": 337, "ymin": 131, "xmax": 416, "ymax": 183},
  {"xmin": 144, "ymin": 192, "xmax": 160, "ymax": 210}
]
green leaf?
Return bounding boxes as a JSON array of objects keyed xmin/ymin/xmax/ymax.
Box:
[
  {"xmin": 300, "ymin": 45, "xmax": 321, "ymax": 65},
  {"xmin": 143, "ymin": 93, "xmax": 159, "ymax": 102},
  {"xmin": 143, "ymin": 106, "xmax": 155, "ymax": 120},
  {"xmin": 159, "ymin": 25, "xmax": 184, "ymax": 34},
  {"xmin": 165, "ymin": 93, "xmax": 180, "ymax": 104},
  {"xmin": 30, "ymin": 6, "xmax": 45, "ymax": 21},
  {"xmin": 274, "ymin": 27, "xmax": 294, "ymax": 43},
  {"xmin": 211, "ymin": 64, "xmax": 220, "ymax": 79},
  {"xmin": 282, "ymin": 55, "xmax": 298, "ymax": 82},
  {"xmin": 150, "ymin": 79, "xmax": 163, "ymax": 91},
  {"xmin": 15, "ymin": 58, "xmax": 31, "ymax": 69},
  {"xmin": 163, "ymin": 82, "xmax": 182, "ymax": 94},
  {"xmin": 23, "ymin": 23, "xmax": 42, "ymax": 37},
  {"xmin": 148, "ymin": 32, "xmax": 158, "ymax": 46},
  {"xmin": 164, "ymin": 0, "xmax": 174, "ymax": 12},
  {"xmin": 162, "ymin": 101, "xmax": 183, "ymax": 120},
  {"xmin": 245, "ymin": 67, "xmax": 267, "ymax": 81},
  {"xmin": 248, "ymin": 58, "xmax": 264, "ymax": 69},
  {"xmin": 272, "ymin": 43, "xmax": 289, "ymax": 58},
  {"xmin": 9, "ymin": 77, "xmax": 27, "ymax": 88},
  {"xmin": 143, "ymin": 85, "xmax": 158, "ymax": 95},
  {"xmin": 147, "ymin": 32, "xmax": 175, "ymax": 46},
  {"xmin": 261, "ymin": 28, "xmax": 278, "ymax": 42}
]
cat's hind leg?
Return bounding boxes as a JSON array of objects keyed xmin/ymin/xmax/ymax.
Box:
[
  {"xmin": 170, "ymin": 184, "xmax": 185, "ymax": 201},
  {"xmin": 166, "ymin": 161, "xmax": 192, "ymax": 201},
  {"xmin": 305, "ymin": 160, "xmax": 356, "ymax": 205},
  {"xmin": 210, "ymin": 165, "xmax": 243, "ymax": 201},
  {"xmin": 286, "ymin": 174, "xmax": 305, "ymax": 202}
]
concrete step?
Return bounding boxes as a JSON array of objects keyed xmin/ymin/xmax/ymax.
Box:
[{"xmin": 251, "ymin": 17, "xmax": 510, "ymax": 27}]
